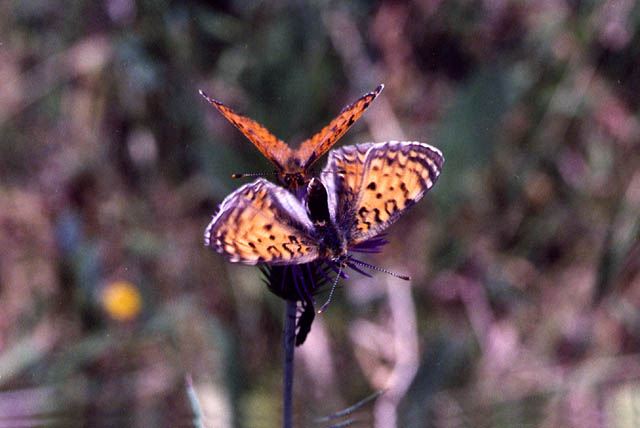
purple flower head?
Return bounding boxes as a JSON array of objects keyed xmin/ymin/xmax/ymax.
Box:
[{"xmin": 260, "ymin": 178, "xmax": 399, "ymax": 343}]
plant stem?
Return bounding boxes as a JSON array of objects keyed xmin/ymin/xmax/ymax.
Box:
[{"xmin": 283, "ymin": 299, "xmax": 296, "ymax": 428}]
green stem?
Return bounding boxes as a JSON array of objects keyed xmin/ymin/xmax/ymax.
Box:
[{"xmin": 283, "ymin": 299, "xmax": 296, "ymax": 428}]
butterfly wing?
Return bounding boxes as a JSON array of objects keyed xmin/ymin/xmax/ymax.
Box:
[
  {"xmin": 323, "ymin": 141, "xmax": 444, "ymax": 244},
  {"xmin": 296, "ymin": 85, "xmax": 384, "ymax": 171},
  {"xmin": 205, "ymin": 179, "xmax": 319, "ymax": 265},
  {"xmin": 199, "ymin": 90, "xmax": 293, "ymax": 172},
  {"xmin": 321, "ymin": 142, "xmax": 375, "ymax": 227}
]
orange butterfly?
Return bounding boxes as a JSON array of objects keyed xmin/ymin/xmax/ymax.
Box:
[{"xmin": 199, "ymin": 85, "xmax": 384, "ymax": 189}]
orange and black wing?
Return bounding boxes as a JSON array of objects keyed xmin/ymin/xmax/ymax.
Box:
[
  {"xmin": 205, "ymin": 178, "xmax": 319, "ymax": 265},
  {"xmin": 322, "ymin": 141, "xmax": 444, "ymax": 244},
  {"xmin": 199, "ymin": 90, "xmax": 293, "ymax": 171},
  {"xmin": 296, "ymin": 84, "xmax": 384, "ymax": 171}
]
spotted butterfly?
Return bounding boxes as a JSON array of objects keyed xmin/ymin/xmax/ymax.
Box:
[{"xmin": 199, "ymin": 85, "xmax": 384, "ymax": 189}]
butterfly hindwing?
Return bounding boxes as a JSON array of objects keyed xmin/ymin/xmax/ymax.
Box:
[
  {"xmin": 297, "ymin": 85, "xmax": 384, "ymax": 170},
  {"xmin": 205, "ymin": 179, "xmax": 319, "ymax": 265},
  {"xmin": 199, "ymin": 90, "xmax": 293, "ymax": 171},
  {"xmin": 323, "ymin": 141, "xmax": 443, "ymax": 245},
  {"xmin": 321, "ymin": 142, "xmax": 374, "ymax": 226}
]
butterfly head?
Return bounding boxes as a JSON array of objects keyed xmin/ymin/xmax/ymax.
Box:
[
  {"xmin": 279, "ymin": 154, "xmax": 314, "ymax": 190},
  {"xmin": 279, "ymin": 170, "xmax": 307, "ymax": 190}
]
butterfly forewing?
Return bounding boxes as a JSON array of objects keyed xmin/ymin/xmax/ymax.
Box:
[
  {"xmin": 296, "ymin": 85, "xmax": 384, "ymax": 170},
  {"xmin": 199, "ymin": 90, "xmax": 293, "ymax": 171},
  {"xmin": 351, "ymin": 141, "xmax": 443, "ymax": 242},
  {"xmin": 205, "ymin": 179, "xmax": 319, "ymax": 265}
]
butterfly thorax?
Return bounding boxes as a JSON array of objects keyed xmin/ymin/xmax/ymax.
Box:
[{"xmin": 312, "ymin": 223, "xmax": 347, "ymax": 260}]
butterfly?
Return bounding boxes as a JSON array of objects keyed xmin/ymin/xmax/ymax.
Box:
[
  {"xmin": 199, "ymin": 85, "xmax": 384, "ymax": 189},
  {"xmin": 204, "ymin": 140, "xmax": 444, "ymax": 266}
]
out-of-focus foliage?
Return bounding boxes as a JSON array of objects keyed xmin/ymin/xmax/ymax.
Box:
[{"xmin": 1, "ymin": 0, "xmax": 639, "ymax": 427}]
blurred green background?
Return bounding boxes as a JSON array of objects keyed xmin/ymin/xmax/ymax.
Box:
[{"xmin": 2, "ymin": 0, "xmax": 640, "ymax": 427}]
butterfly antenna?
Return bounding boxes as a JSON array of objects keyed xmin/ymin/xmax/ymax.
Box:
[
  {"xmin": 348, "ymin": 258, "xmax": 411, "ymax": 281},
  {"xmin": 318, "ymin": 261, "xmax": 344, "ymax": 314},
  {"xmin": 232, "ymin": 171, "xmax": 279, "ymax": 179}
]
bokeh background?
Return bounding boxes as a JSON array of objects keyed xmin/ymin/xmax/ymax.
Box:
[{"xmin": 2, "ymin": 0, "xmax": 640, "ymax": 427}]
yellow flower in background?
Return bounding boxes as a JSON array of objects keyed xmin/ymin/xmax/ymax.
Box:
[{"xmin": 102, "ymin": 281, "xmax": 143, "ymax": 321}]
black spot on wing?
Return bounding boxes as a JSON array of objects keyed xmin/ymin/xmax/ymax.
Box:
[
  {"xmin": 281, "ymin": 244, "xmax": 294, "ymax": 256},
  {"xmin": 385, "ymin": 199, "xmax": 398, "ymax": 216},
  {"xmin": 267, "ymin": 245, "xmax": 281, "ymax": 257},
  {"xmin": 358, "ymin": 206, "xmax": 372, "ymax": 230},
  {"xmin": 283, "ymin": 235, "xmax": 302, "ymax": 255},
  {"xmin": 373, "ymin": 208, "xmax": 382, "ymax": 223},
  {"xmin": 347, "ymin": 115, "xmax": 355, "ymax": 126},
  {"xmin": 400, "ymin": 182, "xmax": 409, "ymax": 198}
]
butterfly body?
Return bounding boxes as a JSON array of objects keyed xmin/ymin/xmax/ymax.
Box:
[
  {"xmin": 205, "ymin": 141, "xmax": 444, "ymax": 266},
  {"xmin": 200, "ymin": 85, "xmax": 384, "ymax": 189},
  {"xmin": 311, "ymin": 222, "xmax": 348, "ymax": 261}
]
